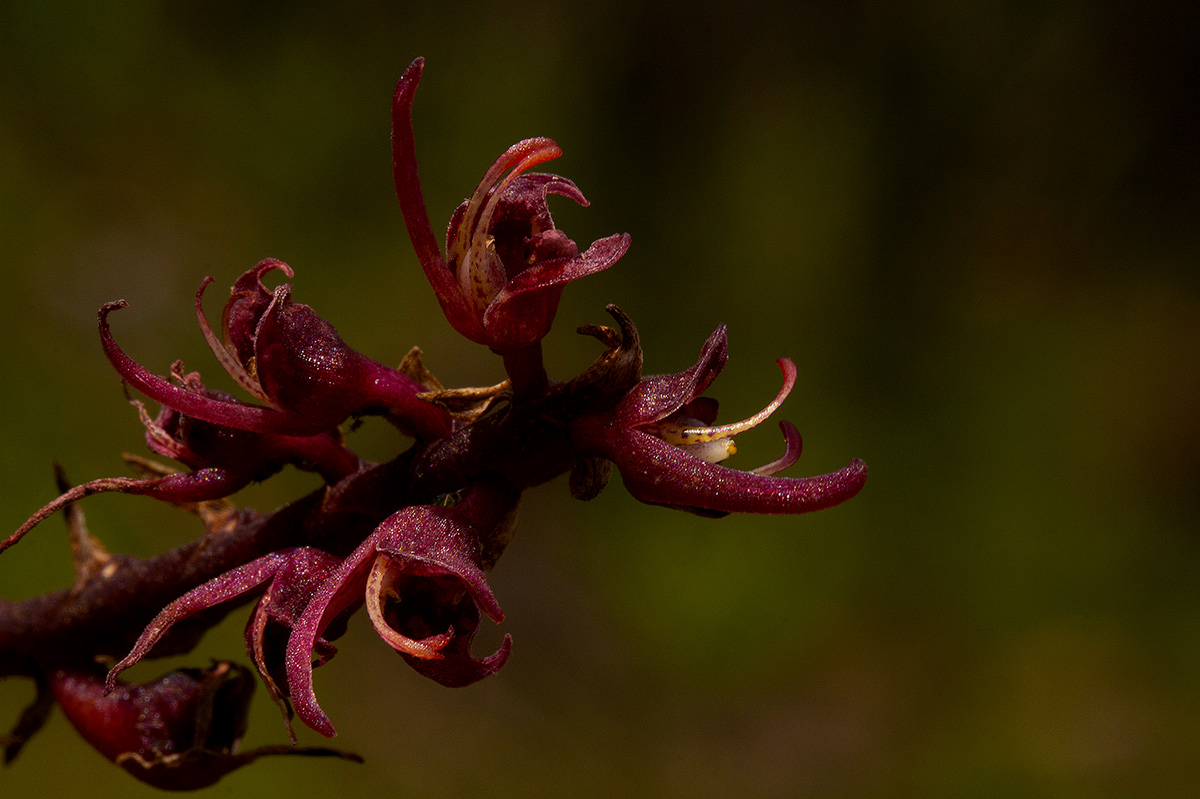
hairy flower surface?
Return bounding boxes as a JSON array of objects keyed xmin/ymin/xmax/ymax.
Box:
[
  {"xmin": 103, "ymin": 479, "xmax": 518, "ymax": 740},
  {"xmin": 1, "ymin": 366, "xmax": 361, "ymax": 554},
  {"xmin": 284, "ymin": 477, "xmax": 518, "ymax": 737}
]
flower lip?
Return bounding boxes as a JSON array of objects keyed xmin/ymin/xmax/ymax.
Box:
[
  {"xmin": 450, "ymin": 137, "xmax": 564, "ymax": 316},
  {"xmin": 365, "ymin": 554, "xmax": 456, "ymax": 659}
]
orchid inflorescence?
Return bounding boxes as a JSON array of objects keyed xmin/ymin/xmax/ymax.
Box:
[{"xmin": 0, "ymin": 58, "xmax": 866, "ymax": 790}]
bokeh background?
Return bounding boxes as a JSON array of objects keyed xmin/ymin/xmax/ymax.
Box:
[{"xmin": 2, "ymin": 1, "xmax": 1197, "ymax": 796}]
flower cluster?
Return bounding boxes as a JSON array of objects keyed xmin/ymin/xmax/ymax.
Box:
[{"xmin": 0, "ymin": 57, "xmax": 866, "ymax": 790}]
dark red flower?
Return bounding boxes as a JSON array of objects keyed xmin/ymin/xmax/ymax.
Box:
[
  {"xmin": 284, "ymin": 476, "xmax": 518, "ymax": 737},
  {"xmin": 105, "ymin": 478, "xmax": 518, "ymax": 740},
  {"xmin": 105, "ymin": 547, "xmax": 346, "ymax": 742},
  {"xmin": 1, "ymin": 366, "xmax": 360, "ymax": 554},
  {"xmin": 392, "ymin": 57, "xmax": 630, "ymax": 351},
  {"xmin": 0, "ymin": 56, "xmax": 870, "ymax": 791},
  {"xmin": 101, "ymin": 260, "xmax": 452, "ymax": 441},
  {"xmin": 54, "ymin": 663, "xmax": 358, "ymax": 791},
  {"xmin": 571, "ymin": 324, "xmax": 867, "ymax": 515}
]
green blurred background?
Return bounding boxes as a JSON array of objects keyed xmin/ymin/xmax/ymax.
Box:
[{"xmin": 2, "ymin": 1, "xmax": 1197, "ymax": 796}]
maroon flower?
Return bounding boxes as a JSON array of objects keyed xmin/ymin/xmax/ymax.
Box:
[
  {"xmin": 101, "ymin": 260, "xmax": 452, "ymax": 441},
  {"xmin": 284, "ymin": 477, "xmax": 518, "ymax": 737},
  {"xmin": 571, "ymin": 324, "xmax": 867, "ymax": 515},
  {"xmin": 135, "ymin": 369, "xmax": 361, "ymax": 487},
  {"xmin": 1, "ymin": 366, "xmax": 360, "ymax": 554},
  {"xmin": 392, "ymin": 57, "xmax": 630, "ymax": 352},
  {"xmin": 104, "ymin": 478, "xmax": 518, "ymax": 740},
  {"xmin": 105, "ymin": 547, "xmax": 346, "ymax": 741},
  {"xmin": 54, "ymin": 663, "xmax": 357, "ymax": 791}
]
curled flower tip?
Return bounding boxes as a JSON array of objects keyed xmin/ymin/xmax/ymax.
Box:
[
  {"xmin": 363, "ymin": 490, "xmax": 513, "ymax": 687},
  {"xmin": 751, "ymin": 421, "xmax": 804, "ymax": 476},
  {"xmin": 647, "ymin": 357, "xmax": 798, "ymax": 465},
  {"xmin": 3, "ymin": 475, "xmax": 158, "ymax": 554},
  {"xmin": 615, "ymin": 323, "xmax": 730, "ymax": 429},
  {"xmin": 99, "ymin": 300, "xmax": 329, "ymax": 437},
  {"xmin": 221, "ymin": 258, "xmax": 295, "ymax": 365},
  {"xmin": 366, "ymin": 555, "xmax": 455, "ymax": 658},
  {"xmin": 4, "ymin": 364, "xmax": 363, "ymax": 551},
  {"xmin": 392, "ymin": 57, "xmax": 467, "ymax": 327},
  {"xmin": 107, "ymin": 547, "xmax": 347, "ymax": 744},
  {"xmin": 105, "ymin": 552, "xmax": 296, "ymax": 694},
  {"xmin": 365, "ymin": 548, "xmax": 515, "ymax": 689},
  {"xmin": 451, "ymin": 137, "xmax": 563, "ymax": 319}
]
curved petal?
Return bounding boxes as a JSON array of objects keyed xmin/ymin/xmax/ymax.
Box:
[
  {"xmin": 243, "ymin": 548, "xmax": 343, "ymax": 741},
  {"xmin": 490, "ymin": 232, "xmax": 631, "ymax": 307},
  {"xmin": 4, "ymin": 476, "xmax": 156, "ymax": 554},
  {"xmin": 284, "ymin": 534, "xmax": 379, "ymax": 737},
  {"xmin": 106, "ymin": 553, "xmax": 293, "ymax": 691},
  {"xmin": 391, "ymin": 57, "xmax": 486, "ymax": 343},
  {"xmin": 454, "ymin": 138, "xmax": 563, "ymax": 318},
  {"xmin": 609, "ymin": 429, "xmax": 867, "ymax": 515},
  {"xmin": 451, "ymin": 137, "xmax": 563, "ymax": 265},
  {"xmin": 223, "ymin": 258, "xmax": 294, "ymax": 364},
  {"xmin": 513, "ymin": 171, "xmax": 589, "ymax": 208},
  {"xmin": 401, "ymin": 626, "xmax": 512, "ymax": 688},
  {"xmin": 371, "ymin": 505, "xmax": 505, "ymax": 623},
  {"xmin": 751, "ymin": 421, "xmax": 805, "ymax": 476},
  {"xmin": 482, "ymin": 233, "xmax": 631, "ymax": 349},
  {"xmin": 100, "ymin": 302, "xmax": 331, "ymax": 437},
  {"xmin": 615, "ymin": 324, "xmax": 729, "ymax": 429},
  {"xmin": 196, "ymin": 276, "xmax": 275, "ymax": 405},
  {"xmin": 362, "ymin": 493, "xmax": 512, "ymax": 687}
]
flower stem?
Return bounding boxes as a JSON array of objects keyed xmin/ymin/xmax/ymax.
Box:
[{"xmin": 501, "ymin": 342, "xmax": 549, "ymax": 402}]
